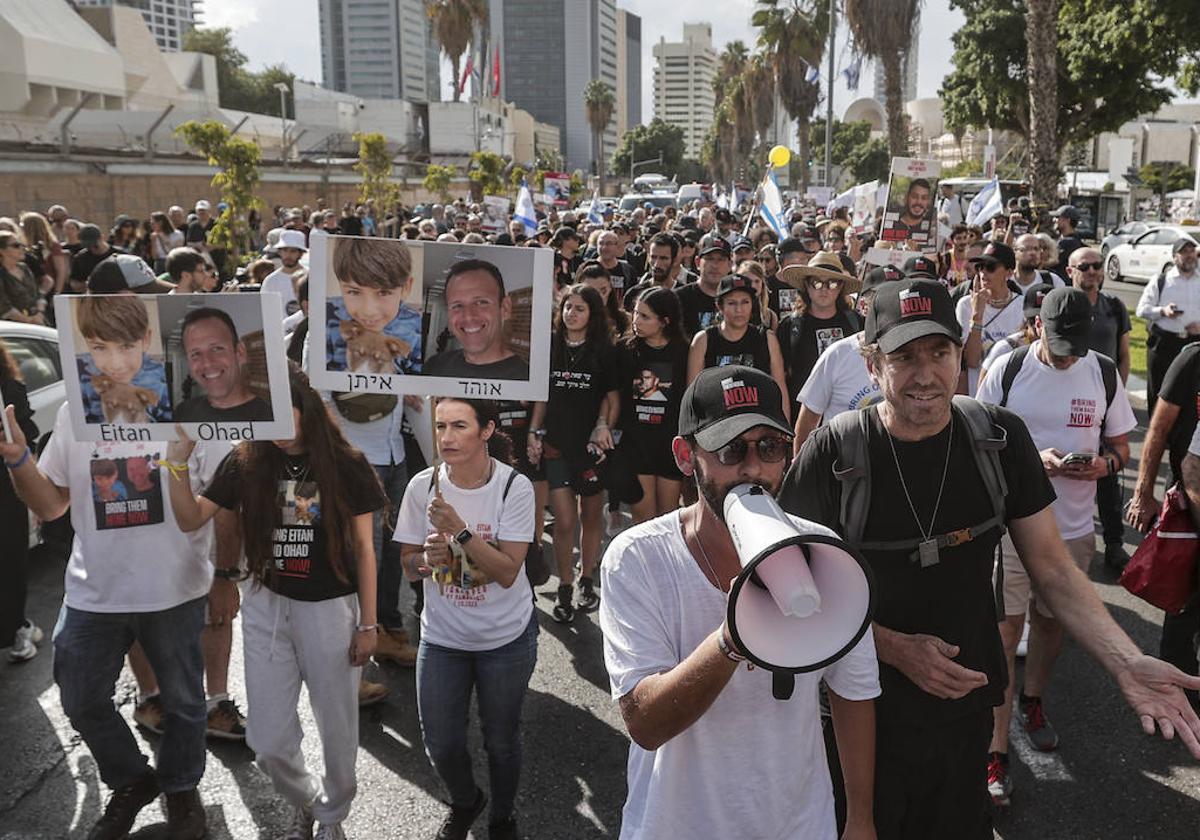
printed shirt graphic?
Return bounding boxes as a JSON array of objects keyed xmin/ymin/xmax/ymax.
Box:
[
  {"xmin": 89, "ymin": 444, "xmax": 166, "ymax": 530},
  {"xmin": 325, "ymin": 298, "xmax": 423, "ymax": 374},
  {"xmin": 77, "ymin": 353, "xmax": 172, "ymax": 424},
  {"xmin": 814, "ymin": 326, "xmax": 845, "ymax": 355},
  {"xmin": 631, "ymin": 361, "xmax": 674, "ymax": 425},
  {"xmin": 798, "ymin": 333, "xmax": 880, "ymax": 415}
]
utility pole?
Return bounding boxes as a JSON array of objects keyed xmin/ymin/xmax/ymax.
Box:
[
  {"xmin": 274, "ymin": 82, "xmax": 291, "ymax": 160},
  {"xmin": 824, "ymin": 0, "xmax": 836, "ymax": 188}
]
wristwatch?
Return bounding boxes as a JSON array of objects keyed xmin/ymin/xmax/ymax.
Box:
[
  {"xmin": 213, "ymin": 568, "xmax": 246, "ymax": 582},
  {"xmin": 454, "ymin": 528, "xmax": 474, "ymax": 546}
]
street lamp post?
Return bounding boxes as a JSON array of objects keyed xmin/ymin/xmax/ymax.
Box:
[{"xmin": 274, "ymin": 82, "xmax": 290, "ymax": 160}]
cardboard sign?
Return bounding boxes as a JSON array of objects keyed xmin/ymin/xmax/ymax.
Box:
[{"xmin": 879, "ymin": 157, "xmax": 941, "ymax": 251}]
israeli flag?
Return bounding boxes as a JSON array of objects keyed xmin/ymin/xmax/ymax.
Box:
[
  {"xmin": 966, "ymin": 176, "xmax": 1002, "ymax": 227},
  {"xmin": 805, "ymin": 62, "xmax": 819, "ymax": 84},
  {"xmin": 515, "ymin": 180, "xmax": 537, "ymax": 236},
  {"xmin": 587, "ymin": 190, "xmax": 604, "ymax": 225},
  {"xmin": 759, "ymin": 171, "xmax": 787, "ymax": 238}
]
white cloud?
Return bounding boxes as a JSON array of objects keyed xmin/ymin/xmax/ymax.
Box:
[{"xmin": 198, "ymin": 0, "xmax": 260, "ymax": 31}]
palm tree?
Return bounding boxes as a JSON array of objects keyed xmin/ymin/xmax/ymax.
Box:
[
  {"xmin": 1025, "ymin": 0, "xmax": 1059, "ymax": 207},
  {"xmin": 715, "ymin": 41, "xmax": 750, "ymax": 111},
  {"xmin": 844, "ymin": 0, "xmax": 922, "ymax": 157},
  {"xmin": 583, "ymin": 79, "xmax": 615, "ymax": 194},
  {"xmin": 752, "ymin": 0, "xmax": 829, "ymax": 191},
  {"xmin": 426, "ymin": 0, "xmax": 488, "ymax": 103}
]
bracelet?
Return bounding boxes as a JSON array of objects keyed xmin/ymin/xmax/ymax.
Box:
[
  {"xmin": 356, "ymin": 623, "xmax": 379, "ymax": 633},
  {"xmin": 716, "ymin": 627, "xmax": 746, "ymax": 662},
  {"xmin": 4, "ymin": 446, "xmax": 30, "ymax": 470},
  {"xmin": 970, "ymin": 323, "xmax": 983, "ymax": 332},
  {"xmin": 156, "ymin": 459, "xmax": 190, "ymax": 481}
]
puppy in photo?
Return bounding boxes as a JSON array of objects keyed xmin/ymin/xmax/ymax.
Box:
[
  {"xmin": 91, "ymin": 375, "xmax": 159, "ymax": 424},
  {"xmin": 326, "ymin": 238, "xmax": 422, "ymax": 374},
  {"xmin": 340, "ymin": 320, "xmax": 412, "ymax": 374}
]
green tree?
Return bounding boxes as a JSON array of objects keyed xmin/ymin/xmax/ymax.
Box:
[
  {"xmin": 1139, "ymin": 161, "xmax": 1197, "ymax": 220},
  {"xmin": 508, "ymin": 165, "xmax": 528, "ymax": 191},
  {"xmin": 844, "ymin": 0, "xmax": 922, "ymax": 157},
  {"xmin": 174, "ymin": 120, "xmax": 262, "ymax": 271},
  {"xmin": 467, "ymin": 151, "xmax": 507, "ymax": 198},
  {"xmin": 845, "ymin": 137, "xmax": 891, "ymax": 184},
  {"xmin": 583, "ymin": 79, "xmax": 616, "ymax": 193},
  {"xmin": 611, "ymin": 119, "xmax": 687, "ymax": 182},
  {"xmin": 423, "ymin": 163, "xmax": 458, "ymax": 202},
  {"xmin": 806, "ymin": 119, "xmax": 890, "ymax": 184},
  {"xmin": 353, "ymin": 132, "xmax": 400, "ymax": 211},
  {"xmin": 426, "ymin": 0, "xmax": 488, "ymax": 102},
  {"xmin": 183, "ymin": 28, "xmax": 296, "ymax": 116}
]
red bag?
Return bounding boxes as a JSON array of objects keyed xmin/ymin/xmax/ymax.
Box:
[{"xmin": 1120, "ymin": 484, "xmax": 1200, "ymax": 614}]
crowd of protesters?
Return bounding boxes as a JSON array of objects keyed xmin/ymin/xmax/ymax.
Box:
[{"xmin": 2, "ymin": 184, "xmax": 1200, "ymax": 840}]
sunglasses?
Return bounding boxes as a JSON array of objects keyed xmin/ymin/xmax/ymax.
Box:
[
  {"xmin": 711, "ymin": 436, "xmax": 790, "ymax": 466},
  {"xmin": 807, "ymin": 279, "xmax": 844, "ymax": 290},
  {"xmin": 978, "ymin": 259, "xmax": 1002, "ymax": 271},
  {"xmin": 1072, "ymin": 261, "xmax": 1103, "ymax": 272}
]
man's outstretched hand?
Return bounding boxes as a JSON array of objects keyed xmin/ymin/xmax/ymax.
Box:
[{"xmin": 1115, "ymin": 654, "xmax": 1200, "ymax": 759}]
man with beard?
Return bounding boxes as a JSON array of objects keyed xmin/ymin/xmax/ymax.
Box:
[
  {"xmin": 892, "ymin": 178, "xmax": 933, "ymax": 240},
  {"xmin": 599, "ymin": 366, "xmax": 880, "ymax": 840},
  {"xmin": 1013, "ymin": 233, "xmax": 1065, "ymax": 295},
  {"xmin": 781, "ymin": 278, "xmax": 1200, "ymax": 838},
  {"xmin": 261, "ymin": 230, "xmax": 308, "ymax": 315},
  {"xmin": 622, "ymin": 233, "xmax": 692, "ymax": 310},
  {"xmin": 423, "ymin": 259, "xmax": 529, "ymax": 380},
  {"xmin": 1136, "ymin": 237, "xmax": 1200, "ymax": 414},
  {"xmin": 174, "ymin": 308, "xmax": 273, "ymax": 422},
  {"xmin": 677, "ymin": 234, "xmax": 731, "ymax": 336}
]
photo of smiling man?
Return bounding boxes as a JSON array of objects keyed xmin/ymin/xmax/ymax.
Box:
[
  {"xmin": 880, "ymin": 158, "xmax": 941, "ymax": 247},
  {"xmin": 423, "ymin": 259, "xmax": 530, "ymax": 381},
  {"xmin": 173, "ymin": 306, "xmax": 273, "ymax": 422}
]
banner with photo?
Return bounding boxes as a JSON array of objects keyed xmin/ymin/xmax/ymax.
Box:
[
  {"xmin": 54, "ymin": 292, "xmax": 294, "ymax": 443},
  {"xmin": 308, "ymin": 235, "xmax": 552, "ymax": 401},
  {"xmin": 480, "ymin": 196, "xmax": 511, "ymax": 234},
  {"xmin": 543, "ymin": 172, "xmax": 572, "ymax": 207},
  {"xmin": 878, "ymin": 157, "xmax": 940, "ymax": 250}
]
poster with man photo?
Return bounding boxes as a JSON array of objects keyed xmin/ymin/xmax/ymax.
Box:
[
  {"xmin": 308, "ymin": 235, "xmax": 552, "ymax": 401},
  {"xmin": 879, "ymin": 157, "xmax": 940, "ymax": 249},
  {"xmin": 481, "ymin": 196, "xmax": 511, "ymax": 234},
  {"xmin": 53, "ymin": 292, "xmax": 295, "ymax": 442}
]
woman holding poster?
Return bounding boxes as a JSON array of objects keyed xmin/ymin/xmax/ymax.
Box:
[{"xmin": 163, "ymin": 364, "xmax": 386, "ymax": 840}]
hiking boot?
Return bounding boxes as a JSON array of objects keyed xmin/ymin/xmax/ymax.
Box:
[
  {"xmin": 133, "ymin": 695, "xmax": 165, "ymax": 735},
  {"xmin": 551, "ymin": 584, "xmax": 575, "ymax": 624},
  {"xmin": 206, "ymin": 698, "xmax": 247, "ymax": 741},
  {"xmin": 1019, "ymin": 694, "xmax": 1059, "ymax": 751},
  {"xmin": 987, "ymin": 752, "xmax": 1012, "ymax": 807},
  {"xmin": 374, "ymin": 628, "xmax": 418, "ymax": 667},
  {"xmin": 1104, "ymin": 542, "xmax": 1130, "ymax": 571},
  {"xmin": 435, "ymin": 788, "xmax": 487, "ymax": 840},
  {"xmin": 284, "ymin": 805, "xmax": 314, "ymax": 840},
  {"xmin": 358, "ymin": 677, "xmax": 390, "ymax": 707},
  {"xmin": 164, "ymin": 788, "xmax": 206, "ymax": 840},
  {"xmin": 578, "ymin": 576, "xmax": 600, "ymax": 612},
  {"xmin": 314, "ymin": 823, "xmax": 346, "ymax": 840},
  {"xmin": 87, "ymin": 772, "xmax": 159, "ymax": 840},
  {"xmin": 489, "ymin": 817, "xmax": 519, "ymax": 840},
  {"xmin": 9, "ymin": 620, "xmax": 43, "ymax": 662}
]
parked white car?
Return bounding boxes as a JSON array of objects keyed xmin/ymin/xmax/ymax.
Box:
[{"xmin": 1105, "ymin": 225, "xmax": 1200, "ymax": 284}]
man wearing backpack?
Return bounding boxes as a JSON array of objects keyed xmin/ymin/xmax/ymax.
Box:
[
  {"xmin": 976, "ymin": 287, "xmax": 1136, "ymax": 806},
  {"xmin": 780, "ymin": 278, "xmax": 1200, "ymax": 839},
  {"xmin": 1135, "ymin": 237, "xmax": 1200, "ymax": 414}
]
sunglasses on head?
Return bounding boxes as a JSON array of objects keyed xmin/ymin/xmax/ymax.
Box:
[
  {"xmin": 711, "ymin": 435, "xmax": 790, "ymax": 466},
  {"xmin": 978, "ymin": 259, "xmax": 1001, "ymax": 271},
  {"xmin": 807, "ymin": 278, "xmax": 843, "ymax": 290},
  {"xmin": 1072, "ymin": 261, "xmax": 1103, "ymax": 272}
]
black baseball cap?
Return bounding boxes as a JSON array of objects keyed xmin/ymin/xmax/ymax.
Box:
[
  {"xmin": 679, "ymin": 365, "xmax": 792, "ymax": 451},
  {"xmin": 1039, "ymin": 287, "xmax": 1093, "ymax": 358},
  {"xmin": 1051, "ymin": 205, "xmax": 1081, "ymax": 222},
  {"xmin": 1022, "ymin": 282, "xmax": 1054, "ymax": 318},
  {"xmin": 715, "ymin": 208, "xmax": 735, "ymax": 224},
  {"xmin": 731, "ymin": 236, "xmax": 754, "ymax": 253},
  {"xmin": 861, "ymin": 264, "xmax": 904, "ymax": 296},
  {"xmin": 865, "ymin": 279, "xmax": 962, "ymax": 354},
  {"xmin": 717, "ymin": 273, "xmax": 756, "ymax": 301},
  {"xmin": 79, "ymin": 223, "xmax": 102, "ymax": 246},
  {"xmin": 969, "ymin": 240, "xmax": 1016, "ymax": 270},
  {"xmin": 698, "ymin": 233, "xmax": 732, "ymax": 258},
  {"xmin": 902, "ymin": 254, "xmax": 938, "ymax": 280}
]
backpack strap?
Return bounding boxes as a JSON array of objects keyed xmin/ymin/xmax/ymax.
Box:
[
  {"xmin": 999, "ymin": 345, "xmax": 1031, "ymax": 408},
  {"xmin": 1157, "ymin": 267, "xmax": 1169, "ymax": 297},
  {"xmin": 828, "ymin": 406, "xmax": 873, "ymax": 547},
  {"xmin": 843, "ymin": 310, "xmax": 861, "ymax": 332}
]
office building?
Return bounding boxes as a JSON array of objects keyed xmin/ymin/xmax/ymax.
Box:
[
  {"xmin": 74, "ymin": 0, "xmax": 199, "ymax": 52},
  {"xmin": 615, "ymin": 8, "xmax": 641, "ymax": 137},
  {"xmin": 653, "ymin": 23, "xmax": 717, "ymax": 160},
  {"xmin": 318, "ymin": 0, "xmax": 440, "ymax": 103}
]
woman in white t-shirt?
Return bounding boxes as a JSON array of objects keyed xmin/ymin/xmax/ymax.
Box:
[
  {"xmin": 394, "ymin": 398, "xmax": 537, "ymax": 840},
  {"xmin": 149, "ymin": 212, "xmax": 185, "ymax": 274}
]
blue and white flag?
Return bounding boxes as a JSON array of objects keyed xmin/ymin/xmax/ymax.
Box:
[
  {"xmin": 759, "ymin": 171, "xmax": 787, "ymax": 239},
  {"xmin": 842, "ymin": 57, "xmax": 862, "ymax": 91},
  {"xmin": 965, "ymin": 176, "xmax": 1002, "ymax": 227},
  {"xmin": 514, "ymin": 180, "xmax": 537, "ymax": 236},
  {"xmin": 805, "ymin": 62, "xmax": 819, "ymax": 84},
  {"xmin": 587, "ymin": 189, "xmax": 604, "ymax": 225}
]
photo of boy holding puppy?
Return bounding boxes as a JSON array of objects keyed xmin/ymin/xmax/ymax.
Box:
[
  {"xmin": 75, "ymin": 296, "xmax": 173, "ymax": 424},
  {"xmin": 326, "ymin": 238, "xmax": 423, "ymax": 375}
]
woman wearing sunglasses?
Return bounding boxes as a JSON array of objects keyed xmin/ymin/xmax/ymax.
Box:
[
  {"xmin": 774, "ymin": 252, "xmax": 862, "ymax": 418},
  {"xmin": 959, "ymin": 241, "xmax": 1023, "ymax": 396}
]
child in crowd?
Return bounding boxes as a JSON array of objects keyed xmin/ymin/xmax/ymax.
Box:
[
  {"xmin": 326, "ymin": 238, "xmax": 423, "ymax": 374},
  {"xmin": 75, "ymin": 295, "xmax": 172, "ymax": 423}
]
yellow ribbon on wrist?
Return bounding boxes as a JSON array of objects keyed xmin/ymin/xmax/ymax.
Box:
[{"xmin": 156, "ymin": 459, "xmax": 190, "ymax": 481}]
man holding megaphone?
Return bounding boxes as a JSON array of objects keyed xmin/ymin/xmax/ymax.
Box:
[
  {"xmin": 781, "ymin": 278, "xmax": 1200, "ymax": 839},
  {"xmin": 599, "ymin": 366, "xmax": 881, "ymax": 840}
]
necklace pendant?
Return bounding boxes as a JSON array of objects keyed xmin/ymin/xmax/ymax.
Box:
[{"xmin": 917, "ymin": 539, "xmax": 940, "ymax": 568}]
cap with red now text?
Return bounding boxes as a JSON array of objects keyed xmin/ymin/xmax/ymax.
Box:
[
  {"xmin": 678, "ymin": 365, "xmax": 792, "ymax": 452},
  {"xmin": 864, "ymin": 279, "xmax": 962, "ymax": 354}
]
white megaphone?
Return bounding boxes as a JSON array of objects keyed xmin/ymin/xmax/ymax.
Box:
[{"xmin": 724, "ymin": 483, "xmax": 875, "ymax": 700}]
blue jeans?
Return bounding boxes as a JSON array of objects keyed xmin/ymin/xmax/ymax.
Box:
[
  {"xmin": 53, "ymin": 596, "xmax": 207, "ymax": 793},
  {"xmin": 373, "ymin": 461, "xmax": 408, "ymax": 632},
  {"xmin": 416, "ymin": 615, "xmax": 538, "ymax": 821}
]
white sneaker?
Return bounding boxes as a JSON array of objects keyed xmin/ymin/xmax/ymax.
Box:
[
  {"xmin": 9, "ymin": 621, "xmax": 44, "ymax": 662},
  {"xmin": 1015, "ymin": 618, "xmax": 1030, "ymax": 659},
  {"xmin": 314, "ymin": 823, "xmax": 346, "ymax": 840},
  {"xmin": 284, "ymin": 805, "xmax": 313, "ymax": 840}
]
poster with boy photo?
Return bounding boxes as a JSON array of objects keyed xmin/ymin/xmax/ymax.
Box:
[
  {"xmin": 54, "ymin": 292, "xmax": 295, "ymax": 443},
  {"xmin": 878, "ymin": 157, "xmax": 941, "ymax": 250},
  {"xmin": 308, "ymin": 235, "xmax": 552, "ymax": 402}
]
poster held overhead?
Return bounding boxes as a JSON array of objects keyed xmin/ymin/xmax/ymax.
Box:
[
  {"xmin": 480, "ymin": 196, "xmax": 511, "ymax": 234},
  {"xmin": 879, "ymin": 157, "xmax": 941, "ymax": 251}
]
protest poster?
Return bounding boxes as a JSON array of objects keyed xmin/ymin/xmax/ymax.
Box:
[
  {"xmin": 806, "ymin": 186, "xmax": 835, "ymax": 206},
  {"xmin": 54, "ymin": 292, "xmax": 294, "ymax": 443},
  {"xmin": 308, "ymin": 235, "xmax": 552, "ymax": 401},
  {"xmin": 851, "ymin": 180, "xmax": 879, "ymax": 232},
  {"xmin": 480, "ymin": 195, "xmax": 511, "ymax": 234},
  {"xmin": 878, "ymin": 157, "xmax": 940, "ymax": 249},
  {"xmin": 543, "ymin": 172, "xmax": 572, "ymax": 207},
  {"xmin": 864, "ymin": 246, "xmax": 912, "ymax": 269}
]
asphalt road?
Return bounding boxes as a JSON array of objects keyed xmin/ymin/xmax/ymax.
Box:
[{"xmin": 2, "ymin": 408, "xmax": 1200, "ymax": 840}]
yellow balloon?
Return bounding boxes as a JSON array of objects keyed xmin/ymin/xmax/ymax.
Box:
[{"xmin": 768, "ymin": 145, "xmax": 791, "ymax": 168}]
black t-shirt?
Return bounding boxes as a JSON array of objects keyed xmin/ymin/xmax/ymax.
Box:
[
  {"xmin": 339, "ymin": 216, "xmax": 364, "ymax": 237},
  {"xmin": 1087, "ymin": 292, "xmax": 1130, "ymax": 364},
  {"xmin": 544, "ymin": 337, "xmax": 617, "ymax": 459},
  {"xmin": 175, "ymin": 395, "xmax": 274, "ymax": 423},
  {"xmin": 1055, "ymin": 235, "xmax": 1084, "ymax": 275},
  {"xmin": 602, "ymin": 259, "xmax": 634, "ymax": 293},
  {"xmin": 677, "ymin": 282, "xmax": 719, "ymax": 337},
  {"xmin": 767, "ymin": 275, "xmax": 795, "ymax": 316},
  {"xmin": 423, "ymin": 350, "xmax": 529, "ymax": 381},
  {"xmin": 1158, "ymin": 343, "xmax": 1200, "ymax": 481},
  {"xmin": 555, "ymin": 251, "xmax": 581, "ymax": 289},
  {"xmin": 778, "ymin": 310, "xmax": 862, "ymax": 404},
  {"xmin": 780, "ymin": 404, "xmax": 1055, "ymax": 723},
  {"xmin": 625, "ymin": 244, "xmax": 646, "ymax": 277},
  {"xmin": 203, "ymin": 450, "xmax": 385, "ymax": 601},
  {"xmin": 70, "ymin": 245, "xmax": 128, "ymax": 285},
  {"xmin": 702, "ymin": 324, "xmax": 772, "ymax": 373},
  {"xmin": 615, "ymin": 340, "xmax": 688, "ymax": 452}
]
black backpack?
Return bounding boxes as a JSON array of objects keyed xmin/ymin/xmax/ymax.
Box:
[{"xmin": 998, "ymin": 345, "xmax": 1118, "ymax": 433}]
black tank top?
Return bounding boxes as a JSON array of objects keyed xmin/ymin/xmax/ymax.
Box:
[{"xmin": 703, "ymin": 324, "xmax": 772, "ymax": 373}]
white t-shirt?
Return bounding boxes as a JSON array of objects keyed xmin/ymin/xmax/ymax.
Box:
[
  {"xmin": 261, "ymin": 268, "xmax": 301, "ymax": 315},
  {"xmin": 979, "ymin": 333, "xmax": 1026, "ymax": 386},
  {"xmin": 393, "ymin": 461, "xmax": 535, "ymax": 650},
  {"xmin": 37, "ymin": 403, "xmax": 216, "ymax": 613},
  {"xmin": 598, "ymin": 511, "xmax": 880, "ymax": 840},
  {"xmin": 1189, "ymin": 421, "xmax": 1200, "ymax": 457},
  {"xmin": 976, "ymin": 341, "xmax": 1137, "ymax": 539},
  {"xmin": 957, "ymin": 291, "xmax": 1026, "ymax": 395},
  {"xmin": 797, "ymin": 333, "xmax": 881, "ymax": 418}
]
